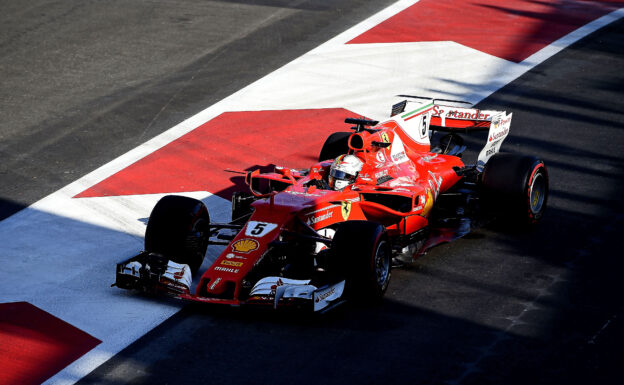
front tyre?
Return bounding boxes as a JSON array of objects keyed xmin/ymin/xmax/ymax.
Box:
[
  {"xmin": 482, "ymin": 153, "xmax": 549, "ymax": 227},
  {"xmin": 331, "ymin": 221, "xmax": 391, "ymax": 301},
  {"xmin": 145, "ymin": 195, "xmax": 210, "ymax": 274}
]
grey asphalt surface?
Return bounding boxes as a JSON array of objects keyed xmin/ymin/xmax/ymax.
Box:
[
  {"xmin": 0, "ymin": 0, "xmax": 396, "ymax": 219},
  {"xmin": 1, "ymin": 1, "xmax": 623, "ymax": 385}
]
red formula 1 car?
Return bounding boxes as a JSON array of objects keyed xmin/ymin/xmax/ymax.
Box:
[{"xmin": 114, "ymin": 98, "xmax": 548, "ymax": 312}]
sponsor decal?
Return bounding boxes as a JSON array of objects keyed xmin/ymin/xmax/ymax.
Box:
[
  {"xmin": 380, "ymin": 132, "xmax": 390, "ymax": 143},
  {"xmin": 533, "ymin": 190, "xmax": 540, "ymax": 208},
  {"xmin": 232, "ymin": 238, "xmax": 259, "ymax": 253},
  {"xmin": 270, "ymin": 278, "xmax": 284, "ymax": 293},
  {"xmin": 479, "ymin": 112, "xmax": 511, "ymax": 164},
  {"xmin": 428, "ymin": 170, "xmax": 442, "ymax": 198},
  {"xmin": 390, "ymin": 135, "xmax": 409, "ymax": 164},
  {"xmin": 392, "ymin": 151, "xmax": 407, "ymax": 163},
  {"xmin": 221, "ymin": 260, "xmax": 243, "ymax": 267},
  {"xmin": 313, "ymin": 281, "xmax": 345, "ymax": 312},
  {"xmin": 209, "ymin": 277, "xmax": 222, "ymax": 290},
  {"xmin": 492, "ymin": 116, "xmax": 500, "ymax": 129},
  {"xmin": 173, "ymin": 267, "xmax": 187, "ymax": 280},
  {"xmin": 375, "ymin": 169, "xmax": 389, "ymax": 179},
  {"xmin": 214, "ymin": 266, "xmax": 239, "ymax": 273},
  {"xmin": 432, "ymin": 105, "xmax": 491, "ymax": 121},
  {"xmin": 270, "ymin": 278, "xmax": 290, "ymax": 306},
  {"xmin": 489, "ymin": 127, "xmax": 509, "ymax": 142},
  {"xmin": 485, "ymin": 145, "xmax": 499, "ymax": 157},
  {"xmin": 245, "ymin": 221, "xmax": 278, "ymax": 237},
  {"xmin": 496, "ymin": 116, "xmax": 511, "ymax": 127},
  {"xmin": 341, "ymin": 201, "xmax": 352, "ymax": 220},
  {"xmin": 315, "ymin": 287, "xmax": 336, "ymax": 303},
  {"xmin": 448, "ymin": 110, "xmax": 485, "ymax": 119},
  {"xmin": 307, "ymin": 210, "xmax": 333, "ymax": 225},
  {"xmin": 163, "ymin": 261, "xmax": 193, "ymax": 289},
  {"xmin": 376, "ymin": 151, "xmax": 386, "ymax": 163},
  {"xmin": 225, "ymin": 253, "xmax": 247, "ymax": 260}
]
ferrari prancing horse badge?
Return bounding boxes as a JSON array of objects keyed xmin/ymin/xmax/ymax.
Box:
[{"xmin": 341, "ymin": 201, "xmax": 351, "ymax": 220}]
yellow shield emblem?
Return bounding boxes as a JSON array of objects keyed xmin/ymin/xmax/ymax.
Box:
[
  {"xmin": 341, "ymin": 201, "xmax": 352, "ymax": 220},
  {"xmin": 232, "ymin": 238, "xmax": 259, "ymax": 253},
  {"xmin": 381, "ymin": 132, "xmax": 390, "ymax": 144},
  {"xmin": 421, "ymin": 190, "xmax": 434, "ymax": 217}
]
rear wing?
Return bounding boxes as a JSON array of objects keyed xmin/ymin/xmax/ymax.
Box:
[
  {"xmin": 390, "ymin": 98, "xmax": 512, "ymax": 165},
  {"xmin": 430, "ymin": 105, "xmax": 501, "ymax": 132}
]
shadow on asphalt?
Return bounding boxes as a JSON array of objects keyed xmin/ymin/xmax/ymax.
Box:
[{"xmin": 0, "ymin": 197, "xmax": 27, "ymax": 222}]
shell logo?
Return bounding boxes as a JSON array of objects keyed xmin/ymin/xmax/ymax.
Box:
[{"xmin": 232, "ymin": 238, "xmax": 259, "ymax": 253}]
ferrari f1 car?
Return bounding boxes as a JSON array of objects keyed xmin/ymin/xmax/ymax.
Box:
[{"xmin": 114, "ymin": 98, "xmax": 548, "ymax": 312}]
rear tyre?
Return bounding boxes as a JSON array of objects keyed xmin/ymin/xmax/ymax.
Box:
[
  {"xmin": 482, "ymin": 153, "xmax": 548, "ymax": 227},
  {"xmin": 319, "ymin": 132, "xmax": 351, "ymax": 162},
  {"xmin": 145, "ymin": 195, "xmax": 210, "ymax": 274},
  {"xmin": 331, "ymin": 221, "xmax": 391, "ymax": 301}
]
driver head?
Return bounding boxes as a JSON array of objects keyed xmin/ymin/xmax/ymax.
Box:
[{"xmin": 328, "ymin": 154, "xmax": 363, "ymax": 190}]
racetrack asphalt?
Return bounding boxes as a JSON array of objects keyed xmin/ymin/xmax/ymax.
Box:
[
  {"xmin": 0, "ymin": 0, "xmax": 397, "ymax": 220},
  {"xmin": 1, "ymin": 1, "xmax": 623, "ymax": 384}
]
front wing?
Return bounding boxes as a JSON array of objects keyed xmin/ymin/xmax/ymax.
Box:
[{"xmin": 114, "ymin": 253, "xmax": 346, "ymax": 312}]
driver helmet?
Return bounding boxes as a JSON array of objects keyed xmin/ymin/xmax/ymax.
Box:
[{"xmin": 329, "ymin": 154, "xmax": 363, "ymax": 190}]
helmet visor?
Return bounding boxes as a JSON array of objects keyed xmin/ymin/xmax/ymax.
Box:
[{"xmin": 329, "ymin": 168, "xmax": 355, "ymax": 181}]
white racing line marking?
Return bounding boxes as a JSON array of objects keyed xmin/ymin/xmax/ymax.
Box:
[{"xmin": 0, "ymin": 1, "xmax": 620, "ymax": 384}]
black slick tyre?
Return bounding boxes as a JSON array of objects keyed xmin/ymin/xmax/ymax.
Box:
[
  {"xmin": 331, "ymin": 221, "xmax": 391, "ymax": 301},
  {"xmin": 145, "ymin": 195, "xmax": 210, "ymax": 274},
  {"xmin": 482, "ymin": 153, "xmax": 548, "ymax": 227},
  {"xmin": 319, "ymin": 132, "xmax": 352, "ymax": 162}
]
